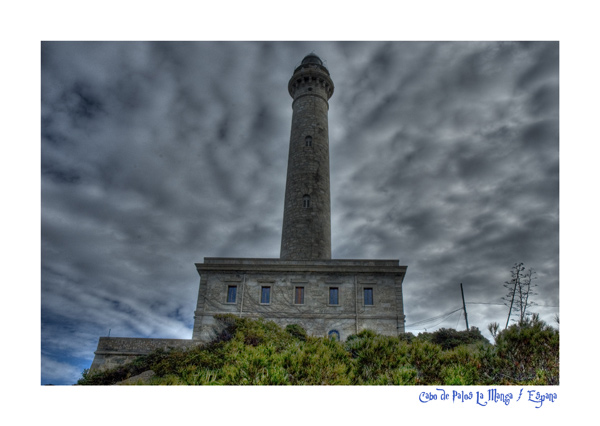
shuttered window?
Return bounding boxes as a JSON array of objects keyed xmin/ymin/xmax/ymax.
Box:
[{"xmin": 295, "ymin": 287, "xmax": 304, "ymax": 304}]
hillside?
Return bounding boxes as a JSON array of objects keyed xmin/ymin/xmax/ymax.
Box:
[{"xmin": 78, "ymin": 314, "xmax": 559, "ymax": 385}]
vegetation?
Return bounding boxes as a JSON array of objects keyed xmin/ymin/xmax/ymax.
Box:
[
  {"xmin": 78, "ymin": 314, "xmax": 558, "ymax": 385},
  {"xmin": 503, "ymin": 262, "xmax": 538, "ymax": 327}
]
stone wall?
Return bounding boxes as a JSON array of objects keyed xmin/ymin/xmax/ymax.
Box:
[
  {"xmin": 90, "ymin": 337, "xmax": 199, "ymax": 371},
  {"xmin": 193, "ymin": 257, "xmax": 406, "ymax": 342}
]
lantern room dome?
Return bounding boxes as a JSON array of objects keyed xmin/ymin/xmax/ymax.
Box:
[{"xmin": 301, "ymin": 53, "xmax": 323, "ymax": 66}]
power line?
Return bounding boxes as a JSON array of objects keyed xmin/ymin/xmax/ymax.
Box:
[
  {"xmin": 405, "ymin": 307, "xmax": 463, "ymax": 328},
  {"xmin": 467, "ymin": 302, "xmax": 559, "ymax": 308},
  {"xmin": 405, "ymin": 308, "xmax": 462, "ymax": 327},
  {"xmin": 424, "ymin": 310, "xmax": 463, "ymax": 330},
  {"xmin": 529, "ymin": 304, "xmax": 560, "ymax": 308},
  {"xmin": 455, "ymin": 310, "xmax": 463, "ymax": 329}
]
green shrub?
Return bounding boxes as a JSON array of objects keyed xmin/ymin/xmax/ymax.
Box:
[
  {"xmin": 431, "ymin": 327, "xmax": 490, "ymax": 350},
  {"xmin": 78, "ymin": 316, "xmax": 558, "ymax": 386},
  {"xmin": 488, "ymin": 314, "xmax": 559, "ymax": 385},
  {"xmin": 440, "ymin": 364, "xmax": 478, "ymax": 385},
  {"xmin": 408, "ymin": 340, "xmax": 443, "ymax": 384},
  {"xmin": 280, "ymin": 337, "xmax": 353, "ymax": 385},
  {"xmin": 285, "ymin": 324, "xmax": 308, "ymax": 341},
  {"xmin": 345, "ymin": 330, "xmax": 409, "ymax": 384},
  {"xmin": 389, "ymin": 366, "xmax": 419, "ymax": 385}
]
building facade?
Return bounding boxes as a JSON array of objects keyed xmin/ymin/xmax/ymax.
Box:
[
  {"xmin": 192, "ymin": 258, "xmax": 406, "ymax": 342},
  {"xmin": 90, "ymin": 54, "xmax": 407, "ymax": 370}
]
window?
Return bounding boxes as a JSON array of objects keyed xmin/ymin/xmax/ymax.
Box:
[
  {"xmin": 294, "ymin": 287, "xmax": 304, "ymax": 305},
  {"xmin": 328, "ymin": 330, "xmax": 340, "ymax": 341},
  {"xmin": 329, "ymin": 287, "xmax": 339, "ymax": 305},
  {"xmin": 226, "ymin": 285, "xmax": 237, "ymax": 303},
  {"xmin": 303, "ymin": 195, "xmax": 310, "ymax": 208},
  {"xmin": 305, "ymin": 135, "xmax": 312, "ymax": 146},
  {"xmin": 260, "ymin": 286, "xmax": 271, "ymax": 304},
  {"xmin": 364, "ymin": 288, "xmax": 373, "ymax": 306}
]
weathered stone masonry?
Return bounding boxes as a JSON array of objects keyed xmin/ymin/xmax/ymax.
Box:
[
  {"xmin": 90, "ymin": 53, "xmax": 407, "ymax": 371},
  {"xmin": 90, "ymin": 337, "xmax": 199, "ymax": 371},
  {"xmin": 192, "ymin": 258, "xmax": 406, "ymax": 342},
  {"xmin": 281, "ymin": 54, "xmax": 334, "ymax": 260}
]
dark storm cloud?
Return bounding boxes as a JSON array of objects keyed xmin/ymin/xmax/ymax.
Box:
[
  {"xmin": 41, "ymin": 41, "xmax": 559, "ymax": 384},
  {"xmin": 328, "ymin": 41, "xmax": 558, "ymax": 334}
]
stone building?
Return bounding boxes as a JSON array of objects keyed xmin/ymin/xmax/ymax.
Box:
[{"xmin": 90, "ymin": 54, "xmax": 407, "ymax": 370}]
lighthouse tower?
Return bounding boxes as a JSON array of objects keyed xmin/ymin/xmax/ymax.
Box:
[{"xmin": 280, "ymin": 53, "xmax": 334, "ymax": 260}]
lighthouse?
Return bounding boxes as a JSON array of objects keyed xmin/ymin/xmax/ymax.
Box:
[
  {"xmin": 280, "ymin": 53, "xmax": 334, "ymax": 260},
  {"xmin": 90, "ymin": 53, "xmax": 407, "ymax": 370}
]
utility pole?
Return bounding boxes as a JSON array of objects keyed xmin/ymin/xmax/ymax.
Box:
[{"xmin": 460, "ymin": 283, "xmax": 469, "ymax": 330}]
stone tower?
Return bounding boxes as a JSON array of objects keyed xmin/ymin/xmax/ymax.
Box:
[{"xmin": 280, "ymin": 53, "xmax": 334, "ymax": 260}]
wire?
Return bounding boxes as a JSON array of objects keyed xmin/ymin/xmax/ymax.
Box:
[
  {"xmin": 455, "ymin": 310, "xmax": 463, "ymax": 329},
  {"xmin": 404, "ymin": 307, "xmax": 463, "ymax": 328},
  {"xmin": 425, "ymin": 310, "xmax": 463, "ymax": 330},
  {"xmin": 467, "ymin": 301, "xmax": 559, "ymax": 308}
]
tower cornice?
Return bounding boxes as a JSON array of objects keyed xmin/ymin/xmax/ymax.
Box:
[{"xmin": 288, "ymin": 65, "xmax": 334, "ymax": 100}]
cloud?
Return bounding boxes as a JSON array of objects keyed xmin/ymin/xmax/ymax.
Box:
[
  {"xmin": 41, "ymin": 41, "xmax": 559, "ymax": 385},
  {"xmin": 41, "ymin": 355, "xmax": 88, "ymax": 386}
]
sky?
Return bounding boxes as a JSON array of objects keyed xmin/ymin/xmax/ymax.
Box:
[{"xmin": 40, "ymin": 41, "xmax": 559, "ymax": 385}]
